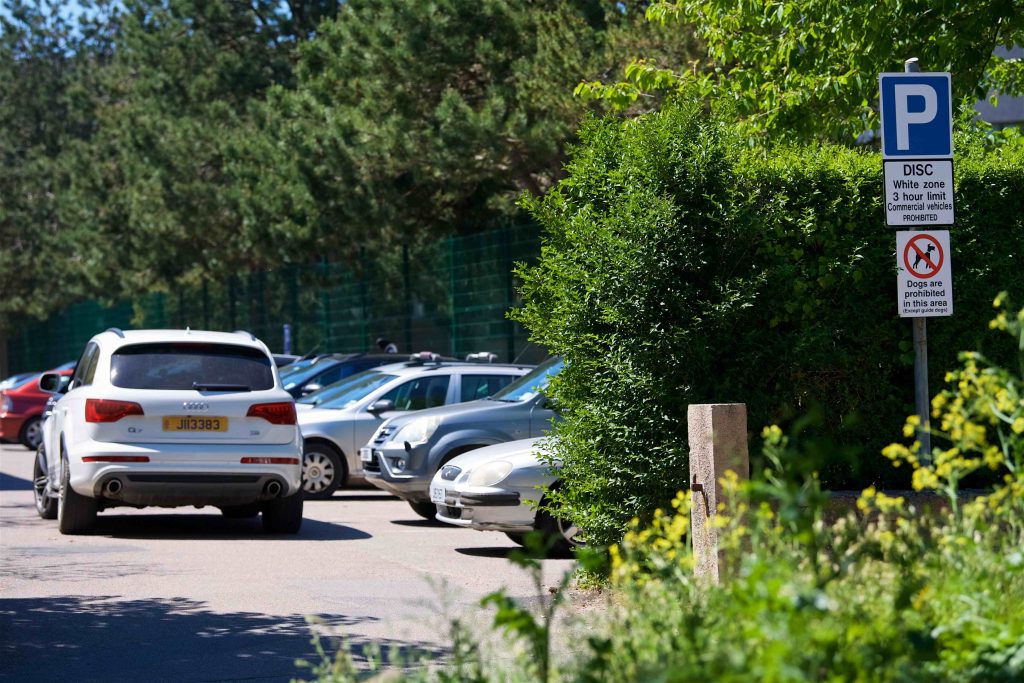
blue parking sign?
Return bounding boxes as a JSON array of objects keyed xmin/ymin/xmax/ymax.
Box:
[{"xmin": 879, "ymin": 73, "xmax": 952, "ymax": 159}]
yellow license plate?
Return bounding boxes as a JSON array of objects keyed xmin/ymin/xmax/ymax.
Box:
[{"xmin": 162, "ymin": 416, "xmax": 228, "ymax": 432}]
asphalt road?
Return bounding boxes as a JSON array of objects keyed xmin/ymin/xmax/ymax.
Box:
[{"xmin": 0, "ymin": 441, "xmax": 575, "ymax": 682}]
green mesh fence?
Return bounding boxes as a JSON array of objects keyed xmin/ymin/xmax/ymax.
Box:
[{"xmin": 4, "ymin": 224, "xmax": 546, "ymax": 373}]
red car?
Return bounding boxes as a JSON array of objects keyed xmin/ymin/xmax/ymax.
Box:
[{"xmin": 0, "ymin": 363, "xmax": 75, "ymax": 450}]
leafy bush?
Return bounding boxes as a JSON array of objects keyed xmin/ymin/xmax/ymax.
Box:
[{"xmin": 514, "ymin": 97, "xmax": 1024, "ymax": 545}]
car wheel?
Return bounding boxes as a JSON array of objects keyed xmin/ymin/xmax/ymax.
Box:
[
  {"xmin": 33, "ymin": 445, "xmax": 57, "ymax": 520},
  {"xmin": 302, "ymin": 443, "xmax": 344, "ymax": 500},
  {"xmin": 408, "ymin": 500, "xmax": 438, "ymax": 520},
  {"xmin": 57, "ymin": 452, "xmax": 96, "ymax": 535},
  {"xmin": 263, "ymin": 492, "xmax": 303, "ymax": 534},
  {"xmin": 20, "ymin": 417, "xmax": 42, "ymax": 450},
  {"xmin": 220, "ymin": 504, "xmax": 261, "ymax": 519},
  {"xmin": 537, "ymin": 508, "xmax": 584, "ymax": 558}
]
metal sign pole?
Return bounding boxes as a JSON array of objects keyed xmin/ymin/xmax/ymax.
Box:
[{"xmin": 904, "ymin": 57, "xmax": 932, "ymax": 462}]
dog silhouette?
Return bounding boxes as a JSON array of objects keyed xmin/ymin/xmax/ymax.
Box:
[{"xmin": 912, "ymin": 243, "xmax": 936, "ymax": 270}]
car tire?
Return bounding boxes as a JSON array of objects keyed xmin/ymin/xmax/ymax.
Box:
[
  {"xmin": 220, "ymin": 504, "xmax": 261, "ymax": 519},
  {"xmin": 536, "ymin": 507, "xmax": 584, "ymax": 558},
  {"xmin": 408, "ymin": 500, "xmax": 438, "ymax": 520},
  {"xmin": 20, "ymin": 416, "xmax": 42, "ymax": 450},
  {"xmin": 58, "ymin": 452, "xmax": 96, "ymax": 535},
  {"xmin": 302, "ymin": 443, "xmax": 344, "ymax": 500},
  {"xmin": 33, "ymin": 445, "xmax": 57, "ymax": 520},
  {"xmin": 262, "ymin": 492, "xmax": 304, "ymax": 534}
]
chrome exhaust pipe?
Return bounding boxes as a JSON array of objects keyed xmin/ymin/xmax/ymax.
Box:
[
  {"xmin": 104, "ymin": 479, "xmax": 122, "ymax": 496},
  {"xmin": 264, "ymin": 480, "xmax": 282, "ymax": 498}
]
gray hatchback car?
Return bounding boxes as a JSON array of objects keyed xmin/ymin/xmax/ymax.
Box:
[{"xmin": 361, "ymin": 357, "xmax": 563, "ymax": 518}]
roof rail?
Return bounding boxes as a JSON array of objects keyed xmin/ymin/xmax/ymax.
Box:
[
  {"xmin": 105, "ymin": 327, "xmax": 125, "ymax": 338},
  {"xmin": 465, "ymin": 352, "xmax": 497, "ymax": 364},
  {"xmin": 234, "ymin": 330, "xmax": 258, "ymax": 341}
]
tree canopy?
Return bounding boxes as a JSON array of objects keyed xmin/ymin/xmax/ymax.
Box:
[
  {"xmin": 0, "ymin": 0, "xmax": 696, "ymax": 328},
  {"xmin": 578, "ymin": 0, "xmax": 1024, "ymax": 142}
]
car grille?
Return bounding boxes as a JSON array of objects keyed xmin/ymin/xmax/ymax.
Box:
[
  {"xmin": 440, "ymin": 465, "xmax": 461, "ymax": 481},
  {"xmin": 443, "ymin": 506, "xmax": 462, "ymax": 519}
]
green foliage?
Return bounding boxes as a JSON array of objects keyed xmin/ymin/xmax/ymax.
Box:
[
  {"xmin": 60, "ymin": 0, "xmax": 300, "ymax": 297},
  {"xmin": 515, "ymin": 97, "xmax": 1024, "ymax": 546},
  {"xmin": 0, "ymin": 0, "xmax": 117, "ymax": 329},
  {"xmin": 579, "ymin": 0, "xmax": 1024, "ymax": 142},
  {"xmin": 253, "ymin": 0, "xmax": 699, "ymax": 254},
  {"xmin": 0, "ymin": 1, "xmax": 700, "ymax": 333}
]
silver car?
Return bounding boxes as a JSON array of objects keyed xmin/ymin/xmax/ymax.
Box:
[
  {"xmin": 429, "ymin": 437, "xmax": 581, "ymax": 554},
  {"xmin": 297, "ymin": 357, "xmax": 532, "ymax": 498},
  {"xmin": 361, "ymin": 357, "xmax": 563, "ymax": 518}
]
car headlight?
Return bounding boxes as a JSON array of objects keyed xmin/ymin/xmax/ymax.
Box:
[
  {"xmin": 392, "ymin": 416, "xmax": 442, "ymax": 445},
  {"xmin": 467, "ymin": 461, "xmax": 513, "ymax": 487}
]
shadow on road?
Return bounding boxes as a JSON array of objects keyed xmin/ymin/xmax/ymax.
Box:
[
  {"xmin": 453, "ymin": 546, "xmax": 518, "ymax": 559},
  {"xmin": 0, "ymin": 471, "xmax": 32, "ymax": 491},
  {"xmin": 0, "ymin": 595, "xmax": 444, "ymax": 683},
  {"xmin": 316, "ymin": 493, "xmax": 398, "ymax": 503},
  {"xmin": 86, "ymin": 514, "xmax": 372, "ymax": 541},
  {"xmin": 389, "ymin": 518, "xmax": 448, "ymax": 528}
]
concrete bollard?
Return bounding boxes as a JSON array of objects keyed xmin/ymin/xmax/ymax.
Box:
[{"xmin": 688, "ymin": 403, "xmax": 749, "ymax": 584}]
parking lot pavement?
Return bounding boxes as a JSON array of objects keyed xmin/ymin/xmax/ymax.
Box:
[{"xmin": 0, "ymin": 442, "xmax": 576, "ymax": 682}]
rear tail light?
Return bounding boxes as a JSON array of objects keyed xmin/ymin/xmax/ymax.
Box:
[
  {"xmin": 241, "ymin": 457, "xmax": 300, "ymax": 465},
  {"xmin": 246, "ymin": 402, "xmax": 297, "ymax": 425},
  {"xmin": 86, "ymin": 399, "xmax": 144, "ymax": 423},
  {"xmin": 83, "ymin": 456, "xmax": 150, "ymax": 463}
]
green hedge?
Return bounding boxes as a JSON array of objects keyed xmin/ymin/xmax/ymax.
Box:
[{"xmin": 515, "ymin": 98, "xmax": 1024, "ymax": 545}]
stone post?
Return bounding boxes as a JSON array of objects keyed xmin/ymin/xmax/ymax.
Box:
[{"xmin": 688, "ymin": 403, "xmax": 749, "ymax": 584}]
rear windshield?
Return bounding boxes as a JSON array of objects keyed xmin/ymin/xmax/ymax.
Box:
[{"xmin": 110, "ymin": 343, "xmax": 275, "ymax": 391}]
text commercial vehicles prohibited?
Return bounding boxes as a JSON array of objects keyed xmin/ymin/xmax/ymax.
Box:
[
  {"xmin": 879, "ymin": 72, "xmax": 954, "ymax": 226},
  {"xmin": 896, "ymin": 230, "xmax": 952, "ymax": 318}
]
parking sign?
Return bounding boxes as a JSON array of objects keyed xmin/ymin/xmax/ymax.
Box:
[{"xmin": 879, "ymin": 73, "xmax": 953, "ymax": 159}]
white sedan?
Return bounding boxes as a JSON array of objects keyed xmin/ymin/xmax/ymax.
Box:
[{"xmin": 429, "ymin": 437, "xmax": 582, "ymax": 553}]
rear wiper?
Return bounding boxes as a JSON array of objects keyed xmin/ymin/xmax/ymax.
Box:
[{"xmin": 192, "ymin": 382, "xmax": 251, "ymax": 392}]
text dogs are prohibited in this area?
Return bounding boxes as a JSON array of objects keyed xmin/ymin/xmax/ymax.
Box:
[{"xmin": 897, "ymin": 230, "xmax": 953, "ymax": 318}]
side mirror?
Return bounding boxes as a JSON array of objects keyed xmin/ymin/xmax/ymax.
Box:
[
  {"xmin": 301, "ymin": 383, "xmax": 322, "ymax": 396},
  {"xmin": 368, "ymin": 399, "xmax": 395, "ymax": 414},
  {"xmin": 38, "ymin": 373, "xmax": 66, "ymax": 394}
]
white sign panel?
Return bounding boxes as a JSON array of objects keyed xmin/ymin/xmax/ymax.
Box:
[
  {"xmin": 884, "ymin": 160, "xmax": 954, "ymax": 226},
  {"xmin": 897, "ymin": 230, "xmax": 953, "ymax": 317}
]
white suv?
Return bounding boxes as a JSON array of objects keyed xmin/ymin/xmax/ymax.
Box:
[{"xmin": 34, "ymin": 328, "xmax": 303, "ymax": 535}]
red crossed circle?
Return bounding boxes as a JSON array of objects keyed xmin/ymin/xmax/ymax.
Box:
[{"xmin": 903, "ymin": 234, "xmax": 943, "ymax": 279}]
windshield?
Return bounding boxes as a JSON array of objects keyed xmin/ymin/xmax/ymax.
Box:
[
  {"xmin": 0, "ymin": 373, "xmax": 36, "ymax": 390},
  {"xmin": 279, "ymin": 356, "xmax": 321, "ymax": 376},
  {"xmin": 299, "ymin": 371, "xmax": 398, "ymax": 409},
  {"xmin": 280, "ymin": 359, "xmax": 339, "ymax": 390},
  {"xmin": 489, "ymin": 357, "xmax": 563, "ymax": 403}
]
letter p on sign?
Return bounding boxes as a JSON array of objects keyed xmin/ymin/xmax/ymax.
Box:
[{"xmin": 879, "ymin": 73, "xmax": 952, "ymax": 159}]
